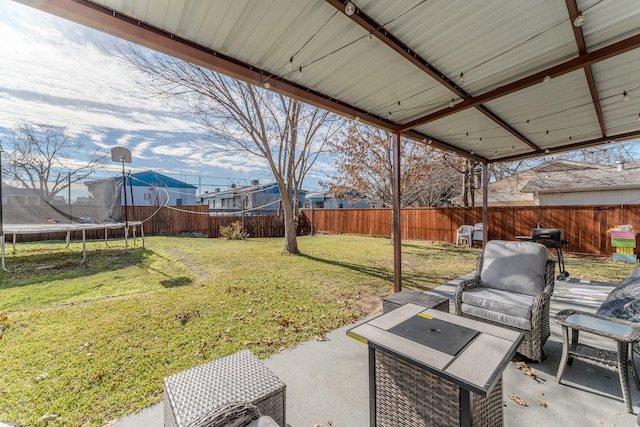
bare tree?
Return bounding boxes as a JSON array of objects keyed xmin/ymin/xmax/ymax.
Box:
[
  {"xmin": 325, "ymin": 123, "xmax": 460, "ymax": 207},
  {"xmin": 2, "ymin": 122, "xmax": 105, "ymax": 203},
  {"xmin": 114, "ymin": 44, "xmax": 344, "ymax": 254}
]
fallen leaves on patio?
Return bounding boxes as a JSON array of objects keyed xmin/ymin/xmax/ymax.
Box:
[
  {"xmin": 509, "ymin": 394, "xmax": 527, "ymax": 406},
  {"xmin": 537, "ymin": 400, "xmax": 548, "ymax": 408},
  {"xmin": 513, "ymin": 360, "xmax": 545, "ymax": 383}
]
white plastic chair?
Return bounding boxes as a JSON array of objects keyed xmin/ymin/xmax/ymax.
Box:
[{"xmin": 456, "ymin": 225, "xmax": 474, "ymax": 247}]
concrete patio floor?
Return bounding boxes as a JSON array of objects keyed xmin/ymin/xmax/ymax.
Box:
[{"xmin": 115, "ymin": 275, "xmax": 639, "ymax": 427}]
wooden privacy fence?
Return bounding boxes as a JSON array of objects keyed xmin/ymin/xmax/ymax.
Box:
[
  {"xmin": 9, "ymin": 206, "xmax": 286, "ymax": 243},
  {"xmin": 12, "ymin": 204, "xmax": 640, "ymax": 256},
  {"xmin": 301, "ymin": 205, "xmax": 640, "ymax": 257},
  {"xmin": 124, "ymin": 206, "xmax": 286, "ymax": 238}
]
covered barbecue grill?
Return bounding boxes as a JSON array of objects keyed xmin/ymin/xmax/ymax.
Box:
[{"xmin": 517, "ymin": 228, "xmax": 569, "ymax": 280}]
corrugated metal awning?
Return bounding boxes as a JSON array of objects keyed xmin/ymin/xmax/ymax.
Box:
[{"xmin": 13, "ymin": 0, "xmax": 640, "ymax": 163}]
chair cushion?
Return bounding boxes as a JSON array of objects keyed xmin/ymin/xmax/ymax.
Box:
[
  {"xmin": 597, "ymin": 265, "xmax": 640, "ymax": 322},
  {"xmin": 462, "ymin": 287, "xmax": 534, "ymax": 320},
  {"xmin": 461, "ymin": 303, "xmax": 532, "ymax": 331},
  {"xmin": 480, "ymin": 240, "xmax": 548, "ymax": 296}
]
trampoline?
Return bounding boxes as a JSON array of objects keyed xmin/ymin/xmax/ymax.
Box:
[{"xmin": 1, "ymin": 221, "xmax": 144, "ymax": 271}]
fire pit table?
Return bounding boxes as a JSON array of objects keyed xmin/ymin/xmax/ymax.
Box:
[{"xmin": 347, "ymin": 303, "xmax": 523, "ymax": 427}]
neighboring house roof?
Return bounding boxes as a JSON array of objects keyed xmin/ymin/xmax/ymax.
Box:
[
  {"xmin": 451, "ymin": 160, "xmax": 640, "ymax": 205},
  {"xmin": 306, "ymin": 190, "xmax": 376, "ymax": 202},
  {"xmin": 199, "ymin": 182, "xmax": 278, "ymax": 199},
  {"xmin": 199, "ymin": 182, "xmax": 307, "ymax": 200},
  {"xmin": 521, "ymin": 162, "xmax": 640, "ymax": 193},
  {"xmin": 114, "ymin": 171, "xmax": 197, "ymax": 189}
]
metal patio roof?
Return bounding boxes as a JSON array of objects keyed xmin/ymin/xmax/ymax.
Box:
[{"xmin": 15, "ymin": 0, "xmax": 640, "ymax": 165}]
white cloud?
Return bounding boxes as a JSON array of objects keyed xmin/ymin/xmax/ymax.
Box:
[{"xmin": 0, "ymin": 0, "xmax": 332, "ymax": 189}]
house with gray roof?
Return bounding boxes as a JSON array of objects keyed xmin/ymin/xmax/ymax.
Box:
[
  {"xmin": 455, "ymin": 160, "xmax": 640, "ymax": 206},
  {"xmin": 198, "ymin": 180, "xmax": 306, "ymax": 216},
  {"xmin": 522, "ymin": 161, "xmax": 640, "ymax": 206}
]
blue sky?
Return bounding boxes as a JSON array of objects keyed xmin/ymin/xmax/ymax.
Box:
[{"xmin": 0, "ymin": 0, "xmax": 329, "ymax": 193}]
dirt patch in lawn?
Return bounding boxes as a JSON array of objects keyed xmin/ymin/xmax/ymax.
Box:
[
  {"xmin": 356, "ymin": 295, "xmax": 383, "ymax": 315},
  {"xmin": 164, "ymin": 247, "xmax": 209, "ymax": 282}
]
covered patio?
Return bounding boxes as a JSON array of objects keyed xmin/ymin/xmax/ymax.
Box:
[
  {"xmin": 11, "ymin": 1, "xmax": 640, "ymax": 426},
  {"xmin": 115, "ymin": 275, "xmax": 638, "ymax": 426}
]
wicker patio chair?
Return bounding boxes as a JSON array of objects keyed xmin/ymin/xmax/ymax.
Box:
[{"xmin": 455, "ymin": 240, "xmax": 556, "ymax": 362}]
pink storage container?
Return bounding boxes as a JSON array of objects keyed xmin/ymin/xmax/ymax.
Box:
[{"xmin": 610, "ymin": 230, "xmax": 637, "ymax": 239}]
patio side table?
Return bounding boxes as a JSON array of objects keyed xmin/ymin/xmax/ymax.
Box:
[
  {"xmin": 382, "ymin": 289, "xmax": 449, "ymax": 314},
  {"xmin": 163, "ymin": 350, "xmax": 286, "ymax": 427},
  {"xmin": 555, "ymin": 309, "xmax": 640, "ymax": 413}
]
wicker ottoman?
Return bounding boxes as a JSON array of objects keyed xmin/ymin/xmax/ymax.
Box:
[
  {"xmin": 163, "ymin": 350, "xmax": 286, "ymax": 427},
  {"xmin": 383, "ymin": 289, "xmax": 449, "ymax": 314}
]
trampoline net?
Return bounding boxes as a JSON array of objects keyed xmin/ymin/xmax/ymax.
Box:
[{"xmin": 1, "ymin": 174, "xmax": 123, "ymax": 225}]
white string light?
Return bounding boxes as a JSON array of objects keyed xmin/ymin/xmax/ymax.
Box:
[{"xmin": 573, "ymin": 11, "xmax": 584, "ymax": 27}]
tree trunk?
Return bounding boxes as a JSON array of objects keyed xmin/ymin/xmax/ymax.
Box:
[{"xmin": 281, "ymin": 192, "xmax": 300, "ymax": 254}]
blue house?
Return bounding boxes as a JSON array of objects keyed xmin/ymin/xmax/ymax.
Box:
[
  {"xmin": 114, "ymin": 171, "xmax": 197, "ymax": 206},
  {"xmin": 198, "ymin": 180, "xmax": 306, "ymax": 216}
]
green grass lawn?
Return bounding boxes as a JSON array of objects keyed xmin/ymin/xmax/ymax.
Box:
[{"xmin": 0, "ymin": 235, "xmax": 635, "ymax": 426}]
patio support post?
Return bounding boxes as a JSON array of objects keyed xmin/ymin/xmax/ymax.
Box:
[
  {"xmin": 482, "ymin": 162, "xmax": 489, "ymax": 246},
  {"xmin": 392, "ymin": 131, "xmax": 402, "ymax": 293}
]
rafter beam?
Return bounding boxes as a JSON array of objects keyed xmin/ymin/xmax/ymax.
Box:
[
  {"xmin": 492, "ymin": 130, "xmax": 640, "ymax": 163},
  {"xmin": 399, "ymin": 32, "xmax": 640, "ymax": 132},
  {"xmin": 325, "ymin": 0, "xmax": 539, "ymax": 151},
  {"xmin": 566, "ymin": 0, "xmax": 606, "ymax": 137}
]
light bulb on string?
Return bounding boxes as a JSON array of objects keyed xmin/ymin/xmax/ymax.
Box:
[
  {"xmin": 458, "ymin": 72, "xmax": 464, "ymax": 83},
  {"xmin": 287, "ymin": 57, "xmax": 293, "ymax": 70},
  {"xmin": 543, "ymin": 74, "xmax": 551, "ymax": 83},
  {"xmin": 449, "ymin": 98, "xmax": 456, "ymax": 108},
  {"xmin": 525, "ymin": 119, "xmax": 530, "ymax": 127},
  {"xmin": 366, "ymin": 32, "xmax": 372, "ymax": 42},
  {"xmin": 345, "ymin": 1, "xmax": 355, "ymax": 16},
  {"xmin": 623, "ymin": 90, "xmax": 630, "ymax": 101},
  {"xmin": 573, "ymin": 11, "xmax": 584, "ymax": 27},
  {"xmin": 297, "ymin": 67, "xmax": 303, "ymax": 79},
  {"xmin": 545, "ymin": 130, "xmax": 549, "ymax": 139}
]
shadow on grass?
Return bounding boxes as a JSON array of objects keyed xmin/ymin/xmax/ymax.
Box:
[
  {"xmin": 302, "ymin": 243, "xmax": 477, "ymax": 293},
  {"xmin": 300, "ymin": 253, "xmax": 394, "ymax": 282},
  {"xmin": 0, "ymin": 247, "xmax": 153, "ymax": 290},
  {"xmin": 160, "ymin": 276, "xmax": 193, "ymax": 288}
]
